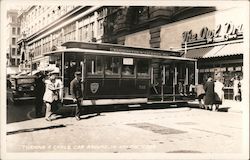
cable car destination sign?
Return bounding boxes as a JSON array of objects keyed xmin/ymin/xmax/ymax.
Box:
[{"xmin": 182, "ymin": 22, "xmax": 243, "ymax": 47}]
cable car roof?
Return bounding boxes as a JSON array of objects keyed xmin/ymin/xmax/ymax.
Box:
[
  {"xmin": 61, "ymin": 41, "xmax": 182, "ymax": 55},
  {"xmin": 43, "ymin": 47, "xmax": 197, "ymax": 62}
]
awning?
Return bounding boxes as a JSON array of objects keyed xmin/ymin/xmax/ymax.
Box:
[{"xmin": 186, "ymin": 42, "xmax": 244, "ymax": 59}]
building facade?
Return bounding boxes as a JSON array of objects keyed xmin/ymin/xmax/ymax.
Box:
[
  {"xmin": 18, "ymin": 6, "xmax": 214, "ymax": 71},
  {"xmin": 17, "ymin": 6, "xmax": 107, "ymax": 71},
  {"xmin": 116, "ymin": 6, "xmax": 245, "ymax": 100},
  {"xmin": 6, "ymin": 10, "xmax": 21, "ymax": 74},
  {"xmin": 17, "ymin": 6, "xmax": 245, "ymax": 100}
]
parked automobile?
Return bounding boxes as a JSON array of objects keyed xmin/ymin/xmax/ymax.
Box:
[{"xmin": 10, "ymin": 75, "xmax": 37, "ymax": 103}]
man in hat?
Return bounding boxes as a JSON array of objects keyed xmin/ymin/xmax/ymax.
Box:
[
  {"xmin": 70, "ymin": 71, "xmax": 83, "ymax": 120},
  {"xmin": 50, "ymin": 70, "xmax": 63, "ymax": 101},
  {"xmin": 50, "ymin": 70, "xmax": 63, "ymax": 113},
  {"xmin": 43, "ymin": 73, "xmax": 59, "ymax": 121}
]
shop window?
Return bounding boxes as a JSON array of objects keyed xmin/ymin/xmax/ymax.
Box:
[
  {"xmin": 105, "ymin": 57, "xmax": 120, "ymax": 75},
  {"xmin": 122, "ymin": 58, "xmax": 135, "ymax": 76},
  {"xmin": 137, "ymin": 59, "xmax": 149, "ymax": 77},
  {"xmin": 86, "ymin": 56, "xmax": 103, "ymax": 75}
]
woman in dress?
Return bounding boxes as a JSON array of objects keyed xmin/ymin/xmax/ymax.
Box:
[{"xmin": 203, "ymin": 77, "xmax": 215, "ymax": 111}]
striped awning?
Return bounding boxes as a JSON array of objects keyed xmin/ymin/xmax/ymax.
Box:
[{"xmin": 186, "ymin": 42, "xmax": 244, "ymax": 59}]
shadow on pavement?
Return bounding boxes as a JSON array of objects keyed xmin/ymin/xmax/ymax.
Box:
[
  {"xmin": 81, "ymin": 113, "xmax": 101, "ymax": 120},
  {"xmin": 7, "ymin": 101, "xmax": 198, "ymax": 125},
  {"xmin": 7, "ymin": 100, "xmax": 36, "ymax": 124},
  {"xmin": 7, "ymin": 124, "xmax": 67, "ymax": 135},
  {"xmin": 187, "ymin": 102, "xmax": 231, "ymax": 112},
  {"xmin": 167, "ymin": 150, "xmax": 202, "ymax": 153},
  {"xmin": 217, "ymin": 107, "xmax": 230, "ymax": 112}
]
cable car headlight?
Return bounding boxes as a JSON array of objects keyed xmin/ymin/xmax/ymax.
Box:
[
  {"xmin": 30, "ymin": 86, "xmax": 34, "ymax": 91},
  {"xmin": 18, "ymin": 86, "xmax": 23, "ymax": 91}
]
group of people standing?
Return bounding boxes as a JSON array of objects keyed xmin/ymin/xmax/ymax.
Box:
[
  {"xmin": 34, "ymin": 71, "xmax": 83, "ymax": 121},
  {"xmin": 203, "ymin": 77, "xmax": 224, "ymax": 111},
  {"xmin": 203, "ymin": 75, "xmax": 242, "ymax": 111}
]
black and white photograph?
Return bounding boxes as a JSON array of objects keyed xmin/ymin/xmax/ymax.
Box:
[{"xmin": 1, "ymin": 0, "xmax": 249, "ymax": 159}]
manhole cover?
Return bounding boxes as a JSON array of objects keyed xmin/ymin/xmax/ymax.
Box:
[
  {"xmin": 167, "ymin": 150, "xmax": 202, "ymax": 153},
  {"xmin": 176, "ymin": 122, "xmax": 197, "ymax": 125},
  {"xmin": 127, "ymin": 123, "xmax": 186, "ymax": 135}
]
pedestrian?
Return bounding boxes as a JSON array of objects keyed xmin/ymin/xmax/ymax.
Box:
[
  {"xmin": 34, "ymin": 72, "xmax": 46, "ymax": 118},
  {"xmin": 195, "ymin": 84, "xmax": 206, "ymax": 109},
  {"xmin": 214, "ymin": 78, "xmax": 224, "ymax": 111},
  {"xmin": 70, "ymin": 71, "xmax": 83, "ymax": 121},
  {"xmin": 239, "ymin": 76, "xmax": 243, "ymax": 101},
  {"xmin": 43, "ymin": 73, "xmax": 60, "ymax": 121},
  {"xmin": 203, "ymin": 77, "xmax": 215, "ymax": 111},
  {"xmin": 231, "ymin": 75, "xmax": 241, "ymax": 101},
  {"xmin": 50, "ymin": 70, "xmax": 64, "ymax": 111}
]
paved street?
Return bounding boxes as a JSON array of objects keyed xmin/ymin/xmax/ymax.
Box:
[{"xmin": 6, "ymin": 103, "xmax": 243, "ymax": 154}]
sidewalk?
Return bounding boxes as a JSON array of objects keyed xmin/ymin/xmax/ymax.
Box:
[
  {"xmin": 188, "ymin": 99, "xmax": 244, "ymax": 113},
  {"xmin": 222, "ymin": 100, "xmax": 244, "ymax": 113}
]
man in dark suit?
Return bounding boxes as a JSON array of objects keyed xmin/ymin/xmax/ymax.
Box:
[
  {"xmin": 34, "ymin": 72, "xmax": 45, "ymax": 118},
  {"xmin": 70, "ymin": 72, "xmax": 82, "ymax": 120}
]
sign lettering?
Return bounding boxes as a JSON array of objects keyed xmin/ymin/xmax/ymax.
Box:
[{"xmin": 182, "ymin": 22, "xmax": 243, "ymax": 44}]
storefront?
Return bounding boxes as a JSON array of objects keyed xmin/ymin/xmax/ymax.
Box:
[
  {"xmin": 100, "ymin": 6, "xmax": 246, "ymax": 100},
  {"xmin": 158, "ymin": 7, "xmax": 245, "ymax": 100},
  {"xmin": 183, "ymin": 25, "xmax": 244, "ymax": 100}
]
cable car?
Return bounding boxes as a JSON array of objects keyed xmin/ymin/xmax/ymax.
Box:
[{"xmin": 43, "ymin": 41, "xmax": 198, "ymax": 107}]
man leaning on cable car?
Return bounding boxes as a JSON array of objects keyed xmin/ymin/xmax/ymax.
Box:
[{"xmin": 70, "ymin": 72, "xmax": 83, "ymax": 121}]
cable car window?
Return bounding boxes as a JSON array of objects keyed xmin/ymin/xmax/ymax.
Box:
[
  {"xmin": 105, "ymin": 57, "xmax": 120, "ymax": 75},
  {"xmin": 122, "ymin": 66, "xmax": 134, "ymax": 76},
  {"xmin": 137, "ymin": 59, "xmax": 150, "ymax": 76},
  {"xmin": 86, "ymin": 55, "xmax": 103, "ymax": 75},
  {"xmin": 122, "ymin": 58, "xmax": 134, "ymax": 76}
]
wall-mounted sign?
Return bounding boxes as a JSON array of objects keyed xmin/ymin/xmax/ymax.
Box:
[{"xmin": 182, "ymin": 22, "xmax": 243, "ymax": 45}]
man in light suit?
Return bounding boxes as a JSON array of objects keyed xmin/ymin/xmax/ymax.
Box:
[
  {"xmin": 43, "ymin": 74, "xmax": 59, "ymax": 121},
  {"xmin": 70, "ymin": 72, "xmax": 82, "ymax": 121}
]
